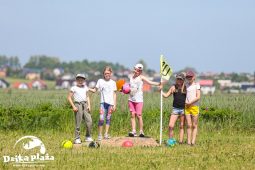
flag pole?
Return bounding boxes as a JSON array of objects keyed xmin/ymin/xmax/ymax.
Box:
[{"xmin": 160, "ymin": 78, "xmax": 163, "ymax": 145}]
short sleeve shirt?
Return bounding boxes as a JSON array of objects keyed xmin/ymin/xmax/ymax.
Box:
[
  {"xmin": 186, "ymin": 82, "xmax": 200, "ymax": 106},
  {"xmin": 96, "ymin": 79, "xmax": 117, "ymax": 105},
  {"xmin": 70, "ymin": 85, "xmax": 88, "ymax": 102}
]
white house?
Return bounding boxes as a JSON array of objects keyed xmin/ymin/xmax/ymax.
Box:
[{"xmin": 199, "ymin": 80, "xmax": 215, "ymax": 95}]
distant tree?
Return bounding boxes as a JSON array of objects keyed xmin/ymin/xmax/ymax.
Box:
[
  {"xmin": 24, "ymin": 55, "xmax": 60, "ymax": 69},
  {"xmin": 230, "ymin": 73, "xmax": 249, "ymax": 82},
  {"xmin": 9, "ymin": 56, "xmax": 21, "ymax": 69},
  {"xmin": 0, "ymin": 55, "xmax": 8, "ymax": 66}
]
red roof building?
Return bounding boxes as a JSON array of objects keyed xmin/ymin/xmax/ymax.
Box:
[{"xmin": 199, "ymin": 80, "xmax": 213, "ymax": 86}]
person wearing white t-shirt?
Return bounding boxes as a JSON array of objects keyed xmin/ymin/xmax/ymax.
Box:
[
  {"xmin": 67, "ymin": 74, "xmax": 93, "ymax": 144},
  {"xmin": 185, "ymin": 70, "xmax": 201, "ymax": 146},
  {"xmin": 90, "ymin": 66, "xmax": 117, "ymax": 141},
  {"xmin": 128, "ymin": 63, "xmax": 161, "ymax": 137}
]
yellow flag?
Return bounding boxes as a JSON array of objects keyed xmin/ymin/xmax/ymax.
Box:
[{"xmin": 160, "ymin": 55, "xmax": 172, "ymax": 80}]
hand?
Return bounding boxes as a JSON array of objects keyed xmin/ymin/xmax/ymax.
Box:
[
  {"xmin": 112, "ymin": 105, "xmax": 116, "ymax": 112},
  {"xmin": 87, "ymin": 106, "xmax": 91, "ymax": 113},
  {"xmin": 185, "ymin": 102, "xmax": 192, "ymax": 108},
  {"xmin": 158, "ymin": 84, "xmax": 163, "ymax": 91},
  {"xmin": 73, "ymin": 106, "xmax": 78, "ymax": 112}
]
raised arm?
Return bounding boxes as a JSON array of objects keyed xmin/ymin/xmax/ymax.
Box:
[{"xmin": 140, "ymin": 75, "xmax": 161, "ymax": 86}]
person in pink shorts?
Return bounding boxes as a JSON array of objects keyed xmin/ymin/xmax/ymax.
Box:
[{"xmin": 128, "ymin": 63, "xmax": 161, "ymax": 137}]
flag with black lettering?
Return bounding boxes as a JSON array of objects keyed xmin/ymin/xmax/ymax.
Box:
[{"xmin": 160, "ymin": 55, "xmax": 172, "ymax": 80}]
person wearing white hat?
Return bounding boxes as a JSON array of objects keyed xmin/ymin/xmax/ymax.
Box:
[{"xmin": 128, "ymin": 63, "xmax": 161, "ymax": 137}]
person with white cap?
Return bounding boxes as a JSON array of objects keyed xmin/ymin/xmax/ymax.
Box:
[
  {"xmin": 67, "ymin": 73, "xmax": 93, "ymax": 144},
  {"xmin": 128, "ymin": 63, "xmax": 161, "ymax": 137}
]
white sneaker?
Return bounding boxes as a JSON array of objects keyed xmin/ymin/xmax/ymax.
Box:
[
  {"xmin": 98, "ymin": 134, "xmax": 102, "ymax": 141},
  {"xmin": 85, "ymin": 137, "xmax": 93, "ymax": 142},
  {"xmin": 104, "ymin": 134, "xmax": 111, "ymax": 139},
  {"xmin": 74, "ymin": 138, "xmax": 82, "ymax": 144}
]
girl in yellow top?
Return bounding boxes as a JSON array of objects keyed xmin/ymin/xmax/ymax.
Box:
[{"xmin": 185, "ymin": 70, "xmax": 201, "ymax": 146}]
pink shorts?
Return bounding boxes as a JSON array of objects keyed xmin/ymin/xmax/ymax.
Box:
[{"xmin": 128, "ymin": 101, "xmax": 143, "ymax": 116}]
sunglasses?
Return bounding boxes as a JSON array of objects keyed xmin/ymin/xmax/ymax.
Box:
[{"xmin": 186, "ymin": 76, "xmax": 193, "ymax": 79}]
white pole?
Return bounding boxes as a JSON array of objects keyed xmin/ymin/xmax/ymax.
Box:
[{"xmin": 160, "ymin": 78, "xmax": 163, "ymax": 145}]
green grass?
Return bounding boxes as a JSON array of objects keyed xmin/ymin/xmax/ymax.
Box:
[
  {"xmin": 1, "ymin": 130, "xmax": 255, "ymax": 170},
  {"xmin": 0, "ymin": 90, "xmax": 255, "ymax": 169}
]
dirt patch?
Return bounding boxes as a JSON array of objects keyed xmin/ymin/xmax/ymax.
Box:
[
  {"xmin": 72, "ymin": 136, "xmax": 160, "ymax": 148},
  {"xmin": 99, "ymin": 136, "xmax": 159, "ymax": 147}
]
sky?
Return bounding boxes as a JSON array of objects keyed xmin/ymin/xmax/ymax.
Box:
[{"xmin": 0, "ymin": 0, "xmax": 255, "ymax": 73}]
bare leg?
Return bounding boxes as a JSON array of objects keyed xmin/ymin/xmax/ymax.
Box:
[
  {"xmin": 185, "ymin": 114, "xmax": 192, "ymax": 145},
  {"xmin": 191, "ymin": 115, "xmax": 199, "ymax": 144},
  {"xmin": 168, "ymin": 114, "xmax": 179, "ymax": 139},
  {"xmin": 130, "ymin": 112, "xmax": 136, "ymax": 132},
  {"xmin": 98, "ymin": 126, "xmax": 103, "ymax": 136},
  {"xmin": 179, "ymin": 114, "xmax": 185, "ymax": 143},
  {"xmin": 105, "ymin": 124, "xmax": 110, "ymax": 135},
  {"xmin": 137, "ymin": 115, "xmax": 143, "ymax": 133}
]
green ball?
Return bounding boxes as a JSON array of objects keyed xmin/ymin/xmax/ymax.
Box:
[{"xmin": 62, "ymin": 140, "xmax": 73, "ymax": 149}]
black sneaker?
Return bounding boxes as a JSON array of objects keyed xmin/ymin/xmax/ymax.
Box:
[
  {"xmin": 139, "ymin": 132, "xmax": 145, "ymax": 137},
  {"xmin": 128, "ymin": 131, "xmax": 136, "ymax": 137}
]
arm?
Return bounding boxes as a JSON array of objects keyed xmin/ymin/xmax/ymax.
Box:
[
  {"xmin": 89, "ymin": 87, "xmax": 97, "ymax": 93},
  {"xmin": 140, "ymin": 75, "xmax": 161, "ymax": 86},
  {"xmin": 112, "ymin": 91, "xmax": 117, "ymax": 111},
  {"xmin": 67, "ymin": 91, "xmax": 78, "ymax": 112},
  {"xmin": 162, "ymin": 86, "xmax": 175, "ymax": 98},
  {"xmin": 86, "ymin": 92, "xmax": 91, "ymax": 112},
  {"xmin": 186, "ymin": 89, "xmax": 201, "ymax": 106}
]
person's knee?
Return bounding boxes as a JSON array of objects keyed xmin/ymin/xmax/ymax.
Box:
[
  {"xmin": 98, "ymin": 120, "xmax": 104, "ymax": 126},
  {"xmin": 192, "ymin": 124, "xmax": 198, "ymax": 129},
  {"xmin": 106, "ymin": 118, "xmax": 111, "ymax": 125},
  {"xmin": 169, "ymin": 125, "xmax": 174, "ymax": 131},
  {"xmin": 130, "ymin": 112, "xmax": 136, "ymax": 118},
  {"xmin": 186, "ymin": 124, "xmax": 192, "ymax": 129},
  {"xmin": 179, "ymin": 124, "xmax": 184, "ymax": 129},
  {"xmin": 137, "ymin": 115, "xmax": 142, "ymax": 119}
]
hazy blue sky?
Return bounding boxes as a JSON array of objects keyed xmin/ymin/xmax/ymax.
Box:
[{"xmin": 0, "ymin": 0, "xmax": 254, "ymax": 73}]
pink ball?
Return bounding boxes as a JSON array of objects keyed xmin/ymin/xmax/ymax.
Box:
[
  {"xmin": 122, "ymin": 83, "xmax": 130, "ymax": 94},
  {"xmin": 122, "ymin": 140, "xmax": 133, "ymax": 147}
]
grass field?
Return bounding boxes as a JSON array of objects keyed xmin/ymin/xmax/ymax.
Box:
[{"xmin": 0, "ymin": 90, "xmax": 255, "ymax": 169}]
